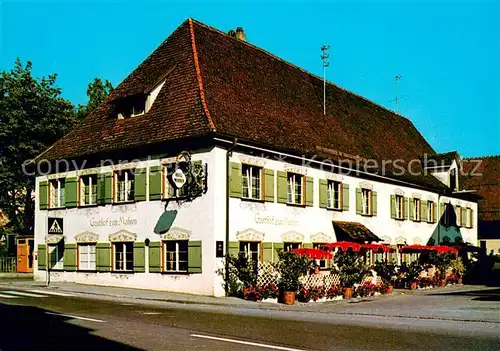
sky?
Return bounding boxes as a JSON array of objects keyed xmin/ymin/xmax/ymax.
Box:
[{"xmin": 2, "ymin": 0, "xmax": 499, "ymax": 158}]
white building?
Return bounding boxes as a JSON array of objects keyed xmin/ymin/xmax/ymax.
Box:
[{"xmin": 33, "ymin": 19, "xmax": 479, "ymax": 296}]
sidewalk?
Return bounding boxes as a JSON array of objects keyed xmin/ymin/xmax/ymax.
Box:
[{"xmin": 0, "ymin": 280, "xmax": 498, "ymax": 323}]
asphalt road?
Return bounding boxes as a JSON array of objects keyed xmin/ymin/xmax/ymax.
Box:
[{"xmin": 0, "ymin": 288, "xmax": 499, "ymax": 350}]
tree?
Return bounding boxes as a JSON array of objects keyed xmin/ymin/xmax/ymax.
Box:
[
  {"xmin": 76, "ymin": 78, "xmax": 113, "ymax": 119},
  {"xmin": 0, "ymin": 58, "xmax": 77, "ymax": 234}
]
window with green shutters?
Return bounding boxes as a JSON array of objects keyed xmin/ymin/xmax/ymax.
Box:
[
  {"xmin": 229, "ymin": 162, "xmax": 274, "ymax": 202},
  {"xmin": 63, "ymin": 243, "xmax": 77, "ymax": 271},
  {"xmin": 187, "ymin": 240, "xmax": 202, "ymax": 273},
  {"xmin": 390, "ymin": 195, "xmax": 405, "ymax": 220},
  {"xmin": 39, "ymin": 181, "xmax": 48, "ymax": 210},
  {"xmin": 37, "ymin": 244, "xmax": 47, "ymax": 270},
  {"xmin": 277, "ymin": 171, "xmax": 287, "ymax": 204},
  {"xmin": 49, "ymin": 178, "xmax": 65, "ymax": 208},
  {"xmin": 320, "ymin": 181, "xmax": 349, "ymax": 211},
  {"xmin": 78, "ymin": 243, "xmax": 96, "ymax": 270},
  {"xmin": 114, "ymin": 170, "xmax": 135, "ymax": 203},
  {"xmin": 287, "ymin": 173, "xmax": 305, "ymax": 205},
  {"xmin": 357, "ymin": 188, "xmax": 377, "ymax": 216},
  {"xmin": 134, "ymin": 168, "xmax": 147, "ymax": 202},
  {"xmin": 65, "ymin": 177, "xmax": 78, "ymax": 208},
  {"xmin": 80, "ymin": 174, "xmax": 98, "ymax": 206}
]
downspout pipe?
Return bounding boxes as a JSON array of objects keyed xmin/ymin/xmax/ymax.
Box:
[{"xmin": 225, "ymin": 138, "xmax": 238, "ymax": 296}]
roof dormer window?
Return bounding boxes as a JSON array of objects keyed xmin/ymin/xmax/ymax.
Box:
[
  {"xmin": 116, "ymin": 95, "xmax": 146, "ymax": 119},
  {"xmin": 131, "ymin": 99, "xmax": 145, "ymax": 117}
]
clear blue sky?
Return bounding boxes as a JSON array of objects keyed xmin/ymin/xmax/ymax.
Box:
[{"xmin": 2, "ymin": 1, "xmax": 499, "ymax": 158}]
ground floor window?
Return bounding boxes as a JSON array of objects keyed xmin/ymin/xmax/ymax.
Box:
[
  {"xmin": 284, "ymin": 242, "xmax": 301, "ymax": 252},
  {"xmin": 48, "ymin": 242, "xmax": 64, "ymax": 270},
  {"xmin": 239, "ymin": 241, "xmax": 260, "ymax": 262},
  {"xmin": 78, "ymin": 244, "xmax": 96, "ymax": 270},
  {"xmin": 113, "ymin": 242, "xmax": 133, "ymax": 271},
  {"xmin": 313, "ymin": 243, "xmax": 328, "ymax": 269},
  {"xmin": 164, "ymin": 240, "xmax": 188, "ymax": 272}
]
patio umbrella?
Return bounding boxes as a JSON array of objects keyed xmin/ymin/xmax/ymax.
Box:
[
  {"xmin": 361, "ymin": 243, "xmax": 392, "ymax": 253},
  {"xmin": 399, "ymin": 245, "xmax": 435, "ymax": 253},
  {"xmin": 321, "ymin": 241, "xmax": 362, "ymax": 252},
  {"xmin": 432, "ymin": 246, "xmax": 459, "ymax": 254},
  {"xmin": 290, "ymin": 248, "xmax": 333, "ymax": 259}
]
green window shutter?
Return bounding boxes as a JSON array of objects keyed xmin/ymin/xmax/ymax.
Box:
[
  {"xmin": 319, "ymin": 179, "xmax": 327, "ymax": 208},
  {"xmin": 96, "ymin": 243, "xmax": 111, "ymax": 272},
  {"xmin": 421, "ymin": 201, "xmax": 428, "ymax": 222},
  {"xmin": 342, "ymin": 184, "xmax": 349, "ymax": 211},
  {"xmin": 470, "ymin": 208, "xmax": 474, "ymax": 228},
  {"xmin": 274, "ymin": 242, "xmax": 284, "ymax": 256},
  {"xmin": 434, "ymin": 202, "xmax": 438, "ymax": 223},
  {"xmin": 39, "ymin": 181, "xmax": 48, "ymax": 210},
  {"xmin": 134, "ymin": 168, "xmax": 147, "ymax": 202},
  {"xmin": 188, "ymin": 240, "xmax": 202, "ymax": 273},
  {"xmin": 262, "ymin": 242, "xmax": 273, "ymax": 262},
  {"xmin": 303, "ymin": 243, "xmax": 313, "ymax": 249},
  {"xmin": 149, "ymin": 166, "xmax": 163, "ymax": 200},
  {"xmin": 149, "ymin": 242, "xmax": 162, "ymax": 272},
  {"xmin": 264, "ymin": 169, "xmax": 275, "ymax": 202},
  {"xmin": 37, "ymin": 244, "xmax": 47, "ymax": 270},
  {"xmin": 372, "ymin": 191, "xmax": 378, "ymax": 216},
  {"xmin": 63, "ymin": 243, "xmax": 77, "ymax": 271},
  {"xmin": 405, "ymin": 197, "xmax": 410, "ymax": 219},
  {"xmin": 65, "ymin": 178, "xmax": 78, "ymax": 208},
  {"xmin": 355, "ymin": 188, "xmax": 362, "ymax": 214},
  {"xmin": 228, "ymin": 241, "xmax": 239, "ymax": 257},
  {"xmin": 277, "ymin": 171, "xmax": 288, "ymax": 204},
  {"xmin": 229, "ymin": 162, "xmax": 242, "ymax": 198},
  {"xmin": 409, "ymin": 198, "xmax": 415, "ymax": 221},
  {"xmin": 133, "ymin": 242, "xmax": 145, "ymax": 272},
  {"xmin": 305, "ymin": 176, "xmax": 314, "ymax": 206},
  {"xmin": 390, "ymin": 195, "xmax": 396, "ymax": 219}
]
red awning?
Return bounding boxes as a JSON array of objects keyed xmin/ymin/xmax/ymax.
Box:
[
  {"xmin": 290, "ymin": 248, "xmax": 333, "ymax": 259},
  {"xmin": 321, "ymin": 241, "xmax": 362, "ymax": 252},
  {"xmin": 361, "ymin": 243, "xmax": 392, "ymax": 253},
  {"xmin": 399, "ymin": 245, "xmax": 458, "ymax": 254}
]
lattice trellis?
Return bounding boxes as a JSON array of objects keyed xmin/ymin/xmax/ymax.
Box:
[
  {"xmin": 300, "ymin": 272, "xmax": 341, "ymax": 289},
  {"xmin": 257, "ymin": 261, "xmax": 280, "ymax": 286}
]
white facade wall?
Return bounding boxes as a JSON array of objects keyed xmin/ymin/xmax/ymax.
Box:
[{"xmin": 34, "ymin": 145, "xmax": 478, "ymax": 296}]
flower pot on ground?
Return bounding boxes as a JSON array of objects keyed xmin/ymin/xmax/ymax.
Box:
[
  {"xmin": 283, "ymin": 291, "xmax": 296, "ymax": 305},
  {"xmin": 385, "ymin": 284, "xmax": 393, "ymax": 294},
  {"xmin": 410, "ymin": 281, "xmax": 417, "ymax": 290},
  {"xmin": 372, "ymin": 260, "xmax": 397, "ymax": 293},
  {"xmin": 343, "ymin": 287, "xmax": 353, "ymax": 298},
  {"xmin": 405, "ymin": 261, "xmax": 423, "ymax": 290}
]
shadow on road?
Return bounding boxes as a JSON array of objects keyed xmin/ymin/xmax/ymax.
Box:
[
  {"xmin": 0, "ymin": 303, "xmax": 139, "ymax": 350},
  {"xmin": 427, "ymin": 288, "xmax": 500, "ymax": 301}
]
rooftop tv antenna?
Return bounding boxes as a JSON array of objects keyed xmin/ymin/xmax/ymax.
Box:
[
  {"xmin": 321, "ymin": 45, "xmax": 330, "ymax": 115},
  {"xmin": 393, "ymin": 75, "xmax": 402, "ymax": 112}
]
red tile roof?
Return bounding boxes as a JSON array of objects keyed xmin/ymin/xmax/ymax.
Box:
[
  {"xmin": 463, "ymin": 156, "xmax": 500, "ymax": 221},
  {"xmin": 39, "ymin": 18, "xmax": 453, "ymax": 192}
]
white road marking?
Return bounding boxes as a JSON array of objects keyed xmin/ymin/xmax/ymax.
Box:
[
  {"xmin": 190, "ymin": 334, "xmax": 305, "ymax": 351},
  {"xmin": 44, "ymin": 312, "xmax": 105, "ymax": 323},
  {"xmin": 1, "ymin": 290, "xmax": 47, "ymax": 298},
  {"xmin": 142, "ymin": 312, "xmax": 162, "ymax": 315},
  {"xmin": 0, "ymin": 293, "xmax": 21, "ymax": 299},
  {"xmin": 28, "ymin": 289, "xmax": 73, "ymax": 297}
]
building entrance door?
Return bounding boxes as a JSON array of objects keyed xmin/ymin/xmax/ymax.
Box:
[{"xmin": 17, "ymin": 238, "xmax": 34, "ymax": 273}]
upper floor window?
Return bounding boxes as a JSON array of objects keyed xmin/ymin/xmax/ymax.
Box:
[
  {"xmin": 116, "ymin": 96, "xmax": 146, "ymax": 119},
  {"xmin": 395, "ymin": 195, "xmax": 404, "ymax": 219},
  {"xmin": 466, "ymin": 207, "xmax": 472, "ymax": 228},
  {"xmin": 242, "ymin": 165, "xmax": 262, "ymax": 200},
  {"xmin": 287, "ymin": 173, "xmax": 303, "ymax": 205},
  {"xmin": 413, "ymin": 198, "xmax": 421, "ymax": 221},
  {"xmin": 49, "ymin": 179, "xmax": 65, "ymax": 208},
  {"xmin": 327, "ymin": 181, "xmax": 341, "ymax": 209},
  {"xmin": 80, "ymin": 174, "xmax": 97, "ymax": 206},
  {"xmin": 163, "ymin": 164, "xmax": 188, "ymax": 198},
  {"xmin": 361, "ymin": 188, "xmax": 372, "ymax": 215},
  {"xmin": 115, "ymin": 170, "xmax": 134, "ymax": 203},
  {"xmin": 164, "ymin": 240, "xmax": 188, "ymax": 272},
  {"xmin": 427, "ymin": 201, "xmax": 434, "ymax": 223}
]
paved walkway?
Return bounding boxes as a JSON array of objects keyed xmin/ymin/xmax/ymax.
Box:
[{"xmin": 0, "ymin": 280, "xmax": 498, "ymax": 323}]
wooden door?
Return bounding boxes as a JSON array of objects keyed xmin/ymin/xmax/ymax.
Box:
[{"xmin": 16, "ymin": 239, "xmax": 28, "ymax": 273}]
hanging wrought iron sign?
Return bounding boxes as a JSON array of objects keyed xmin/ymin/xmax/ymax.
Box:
[{"xmin": 167, "ymin": 151, "xmax": 207, "ymax": 201}]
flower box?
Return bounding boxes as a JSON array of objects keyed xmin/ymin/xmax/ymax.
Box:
[{"xmin": 262, "ymin": 298, "xmax": 278, "ymax": 304}]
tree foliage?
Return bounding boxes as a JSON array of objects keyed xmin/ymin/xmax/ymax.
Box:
[
  {"xmin": 0, "ymin": 58, "xmax": 77, "ymax": 234},
  {"xmin": 76, "ymin": 78, "xmax": 113, "ymax": 119}
]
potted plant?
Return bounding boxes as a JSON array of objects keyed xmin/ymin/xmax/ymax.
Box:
[
  {"xmin": 276, "ymin": 250, "xmax": 312, "ymax": 305},
  {"xmin": 428, "ymin": 252, "xmax": 453, "ymax": 287},
  {"xmin": 233, "ymin": 253, "xmax": 258, "ymax": 296},
  {"xmin": 334, "ymin": 250, "xmax": 367, "ymax": 298},
  {"xmin": 372, "ymin": 261, "xmax": 397, "ymax": 294},
  {"xmin": 406, "ymin": 261, "xmax": 423, "ymax": 290},
  {"xmin": 326, "ymin": 285, "xmax": 343, "ymax": 300},
  {"xmin": 450, "ymin": 257, "xmax": 465, "ymax": 284},
  {"xmin": 260, "ymin": 283, "xmax": 279, "ymax": 303}
]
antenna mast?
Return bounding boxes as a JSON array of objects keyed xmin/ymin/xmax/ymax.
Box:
[
  {"xmin": 395, "ymin": 74, "xmax": 402, "ymax": 112},
  {"xmin": 321, "ymin": 45, "xmax": 330, "ymax": 115}
]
